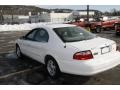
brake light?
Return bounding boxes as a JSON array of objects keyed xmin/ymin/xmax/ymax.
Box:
[{"xmin": 73, "ymin": 50, "xmax": 93, "ymax": 60}]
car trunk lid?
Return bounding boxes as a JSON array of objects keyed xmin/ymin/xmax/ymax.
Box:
[{"xmin": 66, "ymin": 37, "xmax": 116, "ymax": 58}]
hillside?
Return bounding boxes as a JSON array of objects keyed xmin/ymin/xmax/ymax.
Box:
[
  {"xmin": 0, "ymin": 5, "xmax": 50, "ymax": 15},
  {"xmin": 50, "ymin": 8, "xmax": 73, "ymax": 13}
]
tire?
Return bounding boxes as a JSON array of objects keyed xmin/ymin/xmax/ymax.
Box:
[
  {"xmin": 95, "ymin": 26, "xmax": 101, "ymax": 33},
  {"xmin": 114, "ymin": 23, "xmax": 118, "ymax": 28},
  {"xmin": 45, "ymin": 57, "xmax": 61, "ymax": 79},
  {"xmin": 116, "ymin": 32, "xmax": 119, "ymax": 36},
  {"xmin": 16, "ymin": 45, "xmax": 23, "ymax": 58}
]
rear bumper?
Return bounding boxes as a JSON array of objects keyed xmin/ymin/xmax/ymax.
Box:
[{"xmin": 59, "ymin": 51, "xmax": 120, "ymax": 76}]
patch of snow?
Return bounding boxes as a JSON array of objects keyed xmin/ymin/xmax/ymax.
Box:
[{"xmin": 0, "ymin": 22, "xmax": 55, "ymax": 32}]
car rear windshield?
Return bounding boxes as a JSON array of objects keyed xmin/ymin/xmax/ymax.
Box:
[{"xmin": 53, "ymin": 26, "xmax": 96, "ymax": 42}]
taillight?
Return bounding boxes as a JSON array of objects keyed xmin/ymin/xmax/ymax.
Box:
[{"xmin": 73, "ymin": 50, "xmax": 93, "ymax": 60}]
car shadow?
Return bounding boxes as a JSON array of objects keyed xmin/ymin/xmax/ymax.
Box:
[
  {"xmin": 0, "ymin": 52, "xmax": 91, "ymax": 85},
  {"xmin": 22, "ymin": 57, "xmax": 91, "ymax": 85},
  {"xmin": 24, "ymin": 69, "xmax": 91, "ymax": 85}
]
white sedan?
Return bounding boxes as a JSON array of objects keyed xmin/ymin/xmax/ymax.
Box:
[{"xmin": 16, "ymin": 24, "xmax": 120, "ymax": 78}]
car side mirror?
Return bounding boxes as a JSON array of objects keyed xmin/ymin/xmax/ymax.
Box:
[{"xmin": 20, "ymin": 36, "xmax": 25, "ymax": 39}]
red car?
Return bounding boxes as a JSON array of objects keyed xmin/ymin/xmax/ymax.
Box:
[
  {"xmin": 67, "ymin": 21, "xmax": 86, "ymax": 27},
  {"xmin": 90, "ymin": 19, "xmax": 120, "ymax": 31},
  {"xmin": 67, "ymin": 21, "xmax": 102, "ymax": 33},
  {"xmin": 67, "ymin": 18, "xmax": 120, "ymax": 33},
  {"xmin": 102, "ymin": 19, "xmax": 120, "ymax": 30}
]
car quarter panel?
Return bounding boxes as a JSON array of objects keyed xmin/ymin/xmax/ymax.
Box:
[{"xmin": 40, "ymin": 27, "xmax": 80, "ymax": 64}]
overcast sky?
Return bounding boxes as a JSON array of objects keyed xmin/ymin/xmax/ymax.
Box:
[{"xmin": 38, "ymin": 5, "xmax": 120, "ymax": 12}]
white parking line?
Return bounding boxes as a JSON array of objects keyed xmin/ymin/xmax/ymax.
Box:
[{"xmin": 0, "ymin": 66, "xmax": 41, "ymax": 79}]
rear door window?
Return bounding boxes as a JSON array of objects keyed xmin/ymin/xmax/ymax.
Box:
[
  {"xmin": 25, "ymin": 30, "xmax": 37, "ymax": 40},
  {"xmin": 34, "ymin": 28, "xmax": 49, "ymax": 42}
]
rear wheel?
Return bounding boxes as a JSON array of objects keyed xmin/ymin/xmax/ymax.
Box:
[
  {"xmin": 45, "ymin": 57, "xmax": 61, "ymax": 79},
  {"xmin": 95, "ymin": 26, "xmax": 101, "ymax": 33},
  {"xmin": 116, "ymin": 31, "xmax": 119, "ymax": 36}
]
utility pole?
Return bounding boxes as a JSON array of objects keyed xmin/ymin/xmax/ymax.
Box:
[
  {"xmin": 0, "ymin": 9, "xmax": 3, "ymax": 24},
  {"xmin": 11, "ymin": 8, "xmax": 13, "ymax": 24},
  {"xmin": 87, "ymin": 5, "xmax": 89, "ymax": 22},
  {"xmin": 86, "ymin": 5, "xmax": 91, "ymax": 32},
  {"xmin": 28, "ymin": 12, "xmax": 31, "ymax": 23}
]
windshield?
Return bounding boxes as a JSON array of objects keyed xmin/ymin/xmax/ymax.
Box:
[{"xmin": 53, "ymin": 26, "xmax": 96, "ymax": 42}]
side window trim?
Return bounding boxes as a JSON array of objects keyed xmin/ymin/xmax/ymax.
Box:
[
  {"xmin": 33, "ymin": 28, "xmax": 49, "ymax": 42},
  {"xmin": 24, "ymin": 29, "xmax": 38, "ymax": 41}
]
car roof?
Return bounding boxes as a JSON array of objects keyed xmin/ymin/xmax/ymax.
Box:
[{"xmin": 44, "ymin": 23, "xmax": 76, "ymax": 29}]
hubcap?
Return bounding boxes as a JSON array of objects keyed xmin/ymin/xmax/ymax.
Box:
[
  {"xmin": 96, "ymin": 28, "xmax": 100, "ymax": 32},
  {"xmin": 47, "ymin": 60, "xmax": 56, "ymax": 76},
  {"xmin": 16, "ymin": 47, "xmax": 21, "ymax": 57}
]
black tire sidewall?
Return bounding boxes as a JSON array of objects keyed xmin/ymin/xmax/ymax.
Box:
[
  {"xmin": 116, "ymin": 31, "xmax": 119, "ymax": 36},
  {"xmin": 16, "ymin": 45, "xmax": 22, "ymax": 58},
  {"xmin": 45, "ymin": 58, "xmax": 60, "ymax": 79},
  {"xmin": 96, "ymin": 26, "xmax": 101, "ymax": 33}
]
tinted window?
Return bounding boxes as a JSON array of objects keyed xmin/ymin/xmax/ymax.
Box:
[
  {"xmin": 25, "ymin": 30, "xmax": 37, "ymax": 40},
  {"xmin": 34, "ymin": 29, "xmax": 49, "ymax": 42},
  {"xmin": 53, "ymin": 26, "xmax": 96, "ymax": 42}
]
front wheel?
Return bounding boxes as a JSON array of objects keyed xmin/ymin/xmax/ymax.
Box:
[
  {"xmin": 46, "ymin": 58, "xmax": 61, "ymax": 79},
  {"xmin": 16, "ymin": 45, "xmax": 22, "ymax": 58}
]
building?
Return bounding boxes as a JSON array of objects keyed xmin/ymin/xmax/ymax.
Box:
[
  {"xmin": 0, "ymin": 9, "xmax": 102, "ymax": 24},
  {"xmin": 47, "ymin": 10, "xmax": 102, "ymax": 22},
  {"xmin": 49, "ymin": 12, "xmax": 72, "ymax": 22},
  {"xmin": 77, "ymin": 10, "xmax": 102, "ymax": 18},
  {"xmin": 35, "ymin": 12, "xmax": 72, "ymax": 22}
]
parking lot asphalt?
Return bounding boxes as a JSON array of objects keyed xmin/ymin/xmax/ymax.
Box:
[{"xmin": 1, "ymin": 30, "xmax": 120, "ymax": 85}]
